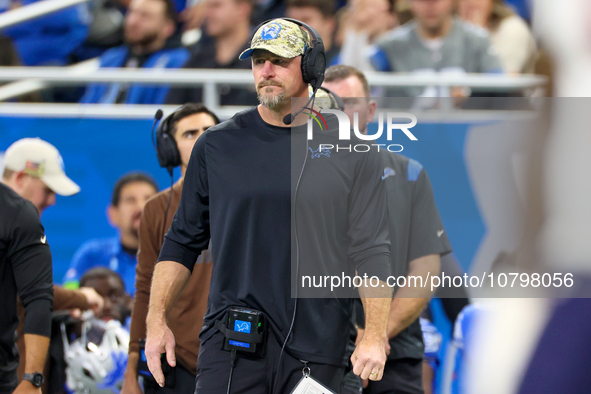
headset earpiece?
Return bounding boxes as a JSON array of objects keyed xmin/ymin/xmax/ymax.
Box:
[
  {"xmin": 301, "ymin": 37, "xmax": 326, "ymax": 89},
  {"xmin": 155, "ymin": 112, "xmax": 182, "ymax": 173},
  {"xmin": 282, "ymin": 18, "xmax": 325, "ymax": 90}
]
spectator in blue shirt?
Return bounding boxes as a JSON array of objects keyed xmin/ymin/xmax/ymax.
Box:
[
  {"xmin": 80, "ymin": 0, "xmax": 189, "ymax": 104},
  {"xmin": 63, "ymin": 172, "xmax": 158, "ymax": 295},
  {"xmin": 1, "ymin": 0, "xmax": 89, "ymax": 66}
]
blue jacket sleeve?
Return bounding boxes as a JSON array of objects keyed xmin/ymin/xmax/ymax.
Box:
[
  {"xmin": 79, "ymin": 48, "xmax": 123, "ymax": 103},
  {"xmin": 139, "ymin": 48, "xmax": 190, "ymax": 104},
  {"xmin": 369, "ymin": 46, "xmax": 393, "ymax": 72},
  {"xmin": 82, "ymin": 47, "xmax": 189, "ymax": 104},
  {"xmin": 4, "ymin": 3, "xmax": 89, "ymax": 65},
  {"xmin": 80, "ymin": 84, "xmax": 103, "ymax": 104},
  {"xmin": 63, "ymin": 241, "xmax": 96, "ymax": 286}
]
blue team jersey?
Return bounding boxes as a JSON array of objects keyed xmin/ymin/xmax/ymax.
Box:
[
  {"xmin": 420, "ymin": 317, "xmax": 443, "ymax": 370},
  {"xmin": 451, "ymin": 303, "xmax": 489, "ymax": 394},
  {"xmin": 63, "ymin": 236, "xmax": 137, "ymax": 296},
  {"xmin": 79, "ymin": 45, "xmax": 189, "ymax": 104}
]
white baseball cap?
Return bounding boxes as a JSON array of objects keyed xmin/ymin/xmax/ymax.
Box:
[{"xmin": 4, "ymin": 138, "xmax": 80, "ymax": 196}]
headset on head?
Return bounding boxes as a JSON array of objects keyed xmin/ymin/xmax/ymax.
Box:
[
  {"xmin": 152, "ymin": 109, "xmax": 181, "ymax": 176},
  {"xmin": 250, "ymin": 18, "xmax": 327, "ymax": 91}
]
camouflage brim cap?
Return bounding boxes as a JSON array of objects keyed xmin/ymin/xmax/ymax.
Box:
[{"xmin": 239, "ymin": 19, "xmax": 310, "ymax": 60}]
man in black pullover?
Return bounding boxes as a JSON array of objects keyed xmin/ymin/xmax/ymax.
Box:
[
  {"xmin": 0, "ymin": 183, "xmax": 53, "ymax": 394},
  {"xmin": 145, "ymin": 18, "xmax": 392, "ymax": 393}
]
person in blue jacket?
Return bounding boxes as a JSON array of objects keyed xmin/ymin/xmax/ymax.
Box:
[
  {"xmin": 80, "ymin": 0, "xmax": 189, "ymax": 104},
  {"xmin": 63, "ymin": 172, "xmax": 158, "ymax": 296},
  {"xmin": 1, "ymin": 0, "xmax": 89, "ymax": 66}
]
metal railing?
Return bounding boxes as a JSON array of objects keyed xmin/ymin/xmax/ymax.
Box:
[
  {"xmin": 0, "ymin": 67, "xmax": 548, "ymax": 116},
  {"xmin": 0, "ymin": 67, "xmax": 547, "ymax": 89},
  {"xmin": 0, "ymin": 59, "xmax": 100, "ymax": 102},
  {"xmin": 0, "ymin": 103, "xmax": 543, "ymax": 124},
  {"xmin": 0, "ymin": 103, "xmax": 250, "ymax": 120}
]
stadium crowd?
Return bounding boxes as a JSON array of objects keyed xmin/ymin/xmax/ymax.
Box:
[{"xmin": 0, "ymin": 0, "xmax": 539, "ymax": 103}]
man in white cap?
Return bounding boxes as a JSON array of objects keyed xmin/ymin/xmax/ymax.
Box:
[
  {"xmin": 2, "ymin": 139, "xmax": 104, "ymax": 311},
  {"xmin": 2, "ymin": 138, "xmax": 80, "ymax": 216},
  {"xmin": 2, "ymin": 138, "xmax": 104, "ymax": 390}
]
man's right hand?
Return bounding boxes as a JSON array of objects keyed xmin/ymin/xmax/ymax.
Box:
[
  {"xmin": 121, "ymin": 352, "xmax": 143, "ymax": 394},
  {"xmin": 145, "ymin": 322, "xmax": 176, "ymax": 388},
  {"xmin": 78, "ymin": 287, "xmax": 104, "ymax": 313},
  {"xmin": 144, "ymin": 261, "xmax": 190, "ymax": 387}
]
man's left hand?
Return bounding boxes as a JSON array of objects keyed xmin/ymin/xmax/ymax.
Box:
[{"xmin": 351, "ymin": 335, "xmax": 388, "ymax": 381}]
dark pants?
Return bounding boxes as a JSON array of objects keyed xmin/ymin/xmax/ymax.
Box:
[
  {"xmin": 194, "ymin": 330, "xmax": 346, "ymax": 394},
  {"xmin": 143, "ymin": 364, "xmax": 196, "ymax": 394},
  {"xmin": 363, "ymin": 358, "xmax": 423, "ymax": 394}
]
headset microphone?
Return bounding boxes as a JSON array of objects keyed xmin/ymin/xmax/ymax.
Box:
[
  {"xmin": 282, "ymin": 114, "xmax": 293, "ymax": 125},
  {"xmin": 282, "ymin": 94, "xmax": 317, "ymax": 125},
  {"xmin": 283, "ymin": 86, "xmax": 345, "ymax": 125}
]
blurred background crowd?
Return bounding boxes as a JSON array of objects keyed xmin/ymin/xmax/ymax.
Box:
[{"xmin": 0, "ymin": 0, "xmax": 547, "ymax": 104}]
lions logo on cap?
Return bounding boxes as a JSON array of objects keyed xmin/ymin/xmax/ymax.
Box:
[{"xmin": 261, "ymin": 23, "xmax": 282, "ymax": 40}]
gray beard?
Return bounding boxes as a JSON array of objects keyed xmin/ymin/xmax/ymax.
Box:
[{"xmin": 258, "ymin": 90, "xmax": 286, "ymax": 109}]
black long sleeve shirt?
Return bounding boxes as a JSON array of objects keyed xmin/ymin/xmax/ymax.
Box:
[
  {"xmin": 159, "ymin": 107, "xmax": 390, "ymax": 366},
  {"xmin": 0, "ymin": 184, "xmax": 53, "ymax": 391}
]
